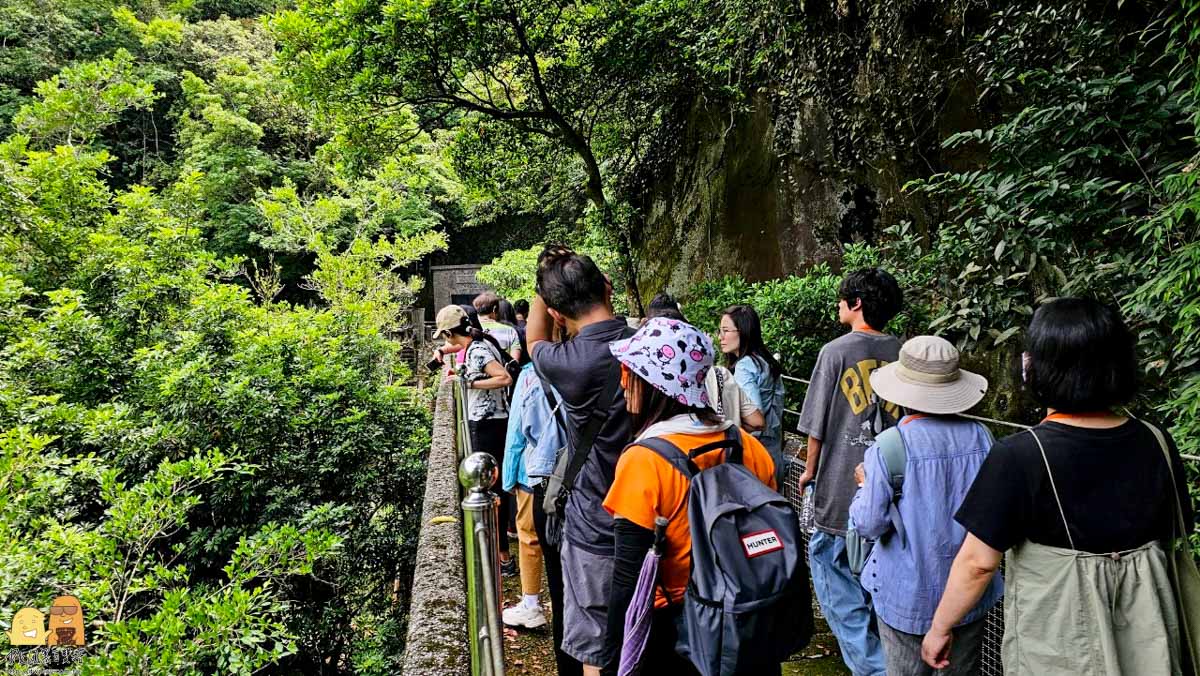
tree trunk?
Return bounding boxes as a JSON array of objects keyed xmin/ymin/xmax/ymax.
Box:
[
  {"xmin": 565, "ymin": 135, "xmax": 645, "ymax": 316},
  {"xmin": 597, "ymin": 202, "xmax": 645, "ymax": 317}
]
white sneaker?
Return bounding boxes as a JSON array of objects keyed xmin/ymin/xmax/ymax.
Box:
[{"xmin": 502, "ymin": 603, "xmax": 547, "ymax": 629}]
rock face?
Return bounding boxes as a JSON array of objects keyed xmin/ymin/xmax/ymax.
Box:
[
  {"xmin": 634, "ymin": 3, "xmax": 987, "ymax": 295},
  {"xmin": 637, "ymin": 89, "xmax": 971, "ymax": 294}
]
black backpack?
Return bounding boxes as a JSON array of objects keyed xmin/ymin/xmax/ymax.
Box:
[{"xmin": 638, "ymin": 427, "xmax": 813, "ymax": 676}]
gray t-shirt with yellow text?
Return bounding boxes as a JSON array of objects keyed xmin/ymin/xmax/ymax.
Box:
[{"xmin": 797, "ymin": 331, "xmax": 901, "ymax": 535}]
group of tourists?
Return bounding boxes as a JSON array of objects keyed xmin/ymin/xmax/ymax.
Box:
[{"xmin": 431, "ymin": 244, "xmax": 1196, "ymax": 676}]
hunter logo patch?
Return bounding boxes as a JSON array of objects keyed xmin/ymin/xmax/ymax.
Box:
[{"xmin": 741, "ymin": 530, "xmax": 783, "ymax": 558}]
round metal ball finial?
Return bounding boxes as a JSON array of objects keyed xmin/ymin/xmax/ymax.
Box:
[{"xmin": 459, "ymin": 452, "xmax": 497, "ymax": 492}]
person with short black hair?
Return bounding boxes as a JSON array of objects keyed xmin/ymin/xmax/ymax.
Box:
[
  {"xmin": 922, "ymin": 298, "xmax": 1193, "ymax": 674},
  {"xmin": 645, "ymin": 293, "xmax": 685, "ymax": 322},
  {"xmin": 497, "ymin": 298, "xmax": 530, "ymax": 367},
  {"xmin": 796, "ymin": 267, "xmax": 904, "ymax": 676},
  {"xmin": 526, "ymin": 245, "xmax": 633, "ymax": 676},
  {"xmin": 514, "ymin": 298, "xmax": 530, "ymax": 327},
  {"xmin": 838, "ymin": 269, "xmax": 903, "ymax": 334},
  {"xmin": 1022, "ymin": 297, "xmax": 1139, "ymax": 412},
  {"xmin": 475, "ymin": 291, "xmax": 521, "ymax": 362}
]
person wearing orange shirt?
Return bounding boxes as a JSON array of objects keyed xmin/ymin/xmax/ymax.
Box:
[{"xmin": 601, "ymin": 317, "xmax": 778, "ymax": 674}]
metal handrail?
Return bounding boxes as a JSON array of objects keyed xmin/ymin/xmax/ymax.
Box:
[
  {"xmin": 778, "ymin": 367, "xmax": 1200, "ymax": 461},
  {"xmin": 454, "ymin": 374, "xmax": 505, "ymax": 676}
]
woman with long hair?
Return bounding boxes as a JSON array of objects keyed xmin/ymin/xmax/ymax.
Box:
[
  {"xmin": 602, "ymin": 317, "xmax": 779, "ymax": 674},
  {"xmin": 432, "ymin": 304, "xmax": 515, "ymax": 569},
  {"xmin": 718, "ymin": 304, "xmax": 786, "ymax": 485},
  {"xmin": 922, "ymin": 298, "xmax": 1194, "ymax": 674}
]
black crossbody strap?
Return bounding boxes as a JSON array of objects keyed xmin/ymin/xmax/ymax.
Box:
[
  {"xmin": 561, "ymin": 358, "xmax": 622, "ymax": 491},
  {"xmin": 541, "ymin": 323, "xmax": 635, "ymax": 495}
]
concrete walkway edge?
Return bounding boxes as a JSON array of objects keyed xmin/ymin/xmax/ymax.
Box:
[{"xmin": 402, "ymin": 378, "xmax": 470, "ymax": 675}]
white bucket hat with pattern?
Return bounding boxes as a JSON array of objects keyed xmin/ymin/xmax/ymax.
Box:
[
  {"xmin": 869, "ymin": 335, "xmax": 988, "ymax": 415},
  {"xmin": 609, "ymin": 317, "xmax": 715, "ymax": 410}
]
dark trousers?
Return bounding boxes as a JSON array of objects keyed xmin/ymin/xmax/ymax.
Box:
[
  {"xmin": 534, "ymin": 484, "xmax": 583, "ymax": 676},
  {"xmin": 640, "ymin": 606, "xmax": 698, "ymax": 674},
  {"xmin": 639, "ymin": 606, "xmax": 780, "ymax": 676},
  {"xmin": 469, "ymin": 418, "xmax": 510, "ymax": 552}
]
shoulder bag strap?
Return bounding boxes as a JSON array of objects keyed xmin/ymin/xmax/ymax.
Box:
[
  {"xmin": 872, "ymin": 426, "xmax": 908, "ymax": 545},
  {"xmin": 635, "ymin": 437, "xmax": 695, "ymax": 523},
  {"xmin": 1028, "ymin": 428, "xmax": 1077, "ymax": 550},
  {"xmin": 560, "ymin": 358, "xmax": 623, "ymax": 492},
  {"xmin": 1142, "ymin": 421, "xmax": 1190, "ymax": 542},
  {"xmin": 531, "ymin": 358, "xmax": 568, "ymax": 434},
  {"xmin": 639, "ymin": 437, "xmax": 699, "ymax": 479},
  {"xmin": 875, "ymin": 427, "xmax": 907, "ymax": 500}
]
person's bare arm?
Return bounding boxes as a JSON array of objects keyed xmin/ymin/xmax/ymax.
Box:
[
  {"xmin": 921, "ymin": 534, "xmax": 1002, "ymax": 668},
  {"xmin": 526, "ymin": 294, "xmax": 553, "ymax": 357},
  {"xmin": 471, "ymin": 359, "xmax": 513, "ymax": 390},
  {"xmin": 797, "ymin": 436, "xmax": 821, "ymax": 488},
  {"xmin": 742, "ymin": 409, "xmax": 765, "ymax": 431}
]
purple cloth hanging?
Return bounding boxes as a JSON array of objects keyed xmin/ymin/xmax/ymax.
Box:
[{"xmin": 618, "ymin": 547, "xmax": 662, "ymax": 676}]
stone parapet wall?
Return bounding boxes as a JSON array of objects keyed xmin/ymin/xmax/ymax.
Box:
[{"xmin": 402, "ymin": 378, "xmax": 469, "ymax": 675}]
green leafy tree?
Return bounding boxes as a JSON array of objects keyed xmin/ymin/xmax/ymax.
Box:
[
  {"xmin": 273, "ymin": 0, "xmax": 719, "ymax": 312},
  {"xmin": 1124, "ymin": 0, "xmax": 1200, "ymax": 460},
  {"xmin": 0, "ymin": 7, "xmax": 450, "ymax": 669},
  {"xmin": 901, "ymin": 3, "xmax": 1194, "ymax": 350}
]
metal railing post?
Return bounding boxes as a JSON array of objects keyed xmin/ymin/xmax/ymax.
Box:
[
  {"xmin": 454, "ymin": 374, "xmax": 474, "ymax": 461},
  {"xmin": 459, "ymin": 451, "xmax": 505, "ymax": 676}
]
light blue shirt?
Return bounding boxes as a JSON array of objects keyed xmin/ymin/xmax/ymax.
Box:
[
  {"xmin": 734, "ymin": 354, "xmax": 784, "ymax": 458},
  {"xmin": 849, "ymin": 415, "xmax": 1004, "ymax": 634},
  {"xmin": 502, "ymin": 364, "xmax": 566, "ymax": 492}
]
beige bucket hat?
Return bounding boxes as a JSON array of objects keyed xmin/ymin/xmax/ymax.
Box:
[{"xmin": 870, "ymin": 335, "xmax": 988, "ymax": 415}]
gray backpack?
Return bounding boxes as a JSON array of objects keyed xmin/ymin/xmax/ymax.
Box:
[
  {"xmin": 638, "ymin": 427, "xmax": 813, "ymax": 676},
  {"xmin": 846, "ymin": 426, "xmax": 908, "ymax": 575}
]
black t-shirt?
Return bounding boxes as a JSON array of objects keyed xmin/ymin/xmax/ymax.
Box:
[
  {"xmin": 956, "ymin": 420, "xmax": 1194, "ymax": 554},
  {"xmin": 533, "ymin": 318, "xmax": 634, "ymax": 553}
]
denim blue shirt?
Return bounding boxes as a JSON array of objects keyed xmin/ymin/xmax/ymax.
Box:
[
  {"xmin": 502, "ymin": 364, "xmax": 565, "ymax": 492},
  {"xmin": 849, "ymin": 415, "xmax": 1004, "ymax": 634},
  {"xmin": 733, "ymin": 354, "xmax": 784, "ymax": 458}
]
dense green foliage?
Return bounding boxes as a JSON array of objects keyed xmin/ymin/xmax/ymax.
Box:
[
  {"xmin": 1, "ymin": 1, "xmax": 449, "ymax": 672},
  {"xmin": 273, "ymin": 0, "xmax": 758, "ymax": 311},
  {"xmin": 892, "ymin": 1, "xmax": 1200, "ymax": 447},
  {"xmin": 3, "ymin": 0, "xmax": 1200, "ymax": 668}
]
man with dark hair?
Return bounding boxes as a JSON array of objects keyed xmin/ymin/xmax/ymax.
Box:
[
  {"xmin": 795, "ymin": 267, "xmax": 903, "ymax": 676},
  {"xmin": 526, "ymin": 245, "xmax": 633, "ymax": 676}
]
